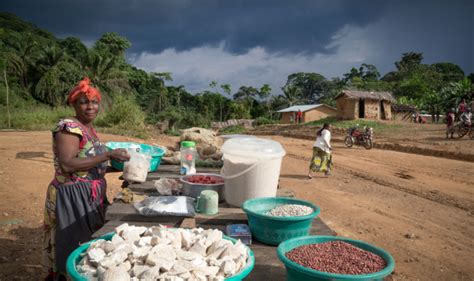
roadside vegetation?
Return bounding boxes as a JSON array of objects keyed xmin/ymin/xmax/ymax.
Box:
[{"xmin": 0, "ymin": 12, "xmax": 472, "ymax": 138}]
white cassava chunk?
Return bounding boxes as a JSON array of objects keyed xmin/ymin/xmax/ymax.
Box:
[
  {"xmin": 111, "ymin": 234, "xmax": 125, "ymax": 245},
  {"xmin": 139, "ymin": 266, "xmax": 161, "ymax": 280},
  {"xmin": 87, "ymin": 247, "xmax": 106, "ymax": 263},
  {"xmin": 102, "ymin": 241, "xmax": 116, "ymax": 253},
  {"xmin": 113, "ymin": 242, "xmax": 134, "ymax": 255},
  {"xmin": 192, "ymin": 265, "xmax": 220, "ymax": 276},
  {"xmin": 203, "ymin": 229, "xmax": 222, "ymax": 247},
  {"xmin": 103, "ymin": 265, "xmax": 130, "ymax": 281},
  {"xmin": 188, "ymin": 240, "xmax": 207, "ymax": 256},
  {"xmin": 132, "ymin": 245, "xmax": 151, "ymax": 260},
  {"xmin": 145, "ymin": 254, "xmax": 175, "ymax": 271},
  {"xmin": 180, "ymin": 229, "xmax": 193, "ymax": 249},
  {"xmin": 168, "ymin": 260, "xmax": 192, "ymax": 275},
  {"xmin": 132, "ymin": 264, "xmax": 151, "ymax": 277},
  {"xmin": 175, "ymin": 249, "xmax": 201, "ymax": 261},
  {"xmin": 137, "ymin": 236, "xmax": 153, "ymax": 247},
  {"xmin": 114, "ymin": 223, "xmax": 130, "ymax": 235},
  {"xmin": 221, "ymin": 259, "xmax": 237, "ymax": 276}
]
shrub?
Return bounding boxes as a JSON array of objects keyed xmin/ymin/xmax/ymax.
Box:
[
  {"xmin": 253, "ymin": 117, "xmax": 277, "ymax": 126},
  {"xmin": 219, "ymin": 125, "xmax": 247, "ymax": 134}
]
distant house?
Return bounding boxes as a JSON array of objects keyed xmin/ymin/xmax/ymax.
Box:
[
  {"xmin": 335, "ymin": 90, "xmax": 395, "ymax": 120},
  {"xmin": 277, "ymin": 104, "xmax": 338, "ymax": 124}
]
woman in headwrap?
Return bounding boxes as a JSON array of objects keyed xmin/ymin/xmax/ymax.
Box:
[{"xmin": 43, "ymin": 78, "xmax": 130, "ymax": 280}]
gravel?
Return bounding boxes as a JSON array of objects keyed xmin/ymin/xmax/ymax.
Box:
[
  {"xmin": 285, "ymin": 241, "xmax": 387, "ymax": 275},
  {"xmin": 266, "ymin": 204, "xmax": 314, "ymax": 217}
]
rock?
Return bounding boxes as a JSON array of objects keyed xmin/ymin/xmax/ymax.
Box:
[{"xmin": 404, "ymin": 233, "xmax": 418, "ymax": 239}]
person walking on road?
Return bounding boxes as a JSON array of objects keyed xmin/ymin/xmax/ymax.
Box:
[{"xmin": 308, "ymin": 123, "xmax": 333, "ymax": 179}]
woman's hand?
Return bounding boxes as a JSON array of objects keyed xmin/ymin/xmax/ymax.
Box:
[{"xmin": 108, "ymin": 148, "xmax": 130, "ymax": 162}]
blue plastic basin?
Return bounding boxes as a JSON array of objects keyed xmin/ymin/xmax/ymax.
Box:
[
  {"xmin": 277, "ymin": 235, "xmax": 395, "ymax": 281},
  {"xmin": 105, "ymin": 142, "xmax": 165, "ymax": 172},
  {"xmin": 67, "ymin": 231, "xmax": 255, "ymax": 281},
  {"xmin": 242, "ymin": 197, "xmax": 320, "ymax": 245}
]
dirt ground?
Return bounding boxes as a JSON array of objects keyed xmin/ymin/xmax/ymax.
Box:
[{"xmin": 0, "ymin": 128, "xmax": 473, "ymax": 281}]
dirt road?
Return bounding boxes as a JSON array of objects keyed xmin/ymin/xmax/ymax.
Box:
[{"xmin": 0, "ymin": 131, "xmax": 473, "ymax": 280}]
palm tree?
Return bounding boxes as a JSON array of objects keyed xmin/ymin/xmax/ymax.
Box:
[
  {"xmin": 82, "ymin": 51, "xmax": 130, "ymax": 106},
  {"xmin": 34, "ymin": 46, "xmax": 78, "ymax": 105},
  {"xmin": 281, "ymin": 85, "xmax": 303, "ymax": 107}
]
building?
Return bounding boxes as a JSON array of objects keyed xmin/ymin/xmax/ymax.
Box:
[
  {"xmin": 277, "ymin": 104, "xmax": 338, "ymax": 124},
  {"xmin": 335, "ymin": 90, "xmax": 395, "ymax": 120}
]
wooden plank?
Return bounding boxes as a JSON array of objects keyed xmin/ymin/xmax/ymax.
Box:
[
  {"xmin": 179, "ymin": 218, "xmax": 197, "ymax": 229},
  {"xmin": 106, "ymin": 203, "xmax": 247, "ymax": 224},
  {"xmin": 154, "ymin": 164, "xmax": 221, "ymax": 174}
]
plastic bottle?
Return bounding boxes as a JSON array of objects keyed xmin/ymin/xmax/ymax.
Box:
[{"xmin": 180, "ymin": 141, "xmax": 197, "ymax": 175}]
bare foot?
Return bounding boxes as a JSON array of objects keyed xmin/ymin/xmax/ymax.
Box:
[{"xmin": 308, "ymin": 174, "xmax": 313, "ymax": 179}]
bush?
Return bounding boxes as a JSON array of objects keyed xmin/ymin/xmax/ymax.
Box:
[
  {"xmin": 95, "ymin": 96, "xmax": 145, "ymax": 128},
  {"xmin": 253, "ymin": 117, "xmax": 277, "ymax": 126},
  {"xmin": 219, "ymin": 125, "xmax": 247, "ymax": 135}
]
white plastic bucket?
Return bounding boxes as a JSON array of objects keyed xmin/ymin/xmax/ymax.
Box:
[{"xmin": 221, "ymin": 137, "xmax": 286, "ymax": 207}]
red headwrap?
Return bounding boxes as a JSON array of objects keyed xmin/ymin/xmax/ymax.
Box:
[{"xmin": 67, "ymin": 77, "xmax": 102, "ymax": 105}]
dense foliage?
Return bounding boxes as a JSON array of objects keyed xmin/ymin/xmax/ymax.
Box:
[{"xmin": 1, "ymin": 13, "xmax": 472, "ymax": 133}]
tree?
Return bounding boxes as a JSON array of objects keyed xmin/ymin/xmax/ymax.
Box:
[
  {"xmin": 284, "ymin": 72, "xmax": 327, "ymax": 102},
  {"xmin": 93, "ymin": 32, "xmax": 131, "ymax": 57},
  {"xmin": 60, "ymin": 37, "xmax": 88, "ymax": 64},
  {"xmin": 395, "ymin": 52, "xmax": 424, "ymax": 72},
  {"xmin": 34, "ymin": 45, "xmax": 81, "ymax": 105},
  {"xmin": 280, "ymin": 85, "xmax": 303, "ymax": 107},
  {"xmin": 431, "ymin": 62, "xmax": 465, "ymax": 83}
]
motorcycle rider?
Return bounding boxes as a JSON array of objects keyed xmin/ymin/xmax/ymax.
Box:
[{"xmin": 460, "ymin": 108, "xmax": 472, "ymax": 126}]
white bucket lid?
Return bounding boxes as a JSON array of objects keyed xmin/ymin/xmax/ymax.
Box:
[{"xmin": 221, "ymin": 137, "xmax": 286, "ymax": 159}]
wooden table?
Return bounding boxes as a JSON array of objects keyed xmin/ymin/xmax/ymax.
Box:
[{"xmin": 96, "ymin": 164, "xmax": 337, "ymax": 280}]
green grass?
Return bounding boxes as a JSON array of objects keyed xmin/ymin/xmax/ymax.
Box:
[
  {"xmin": 304, "ymin": 117, "xmax": 402, "ymax": 133},
  {"xmin": 0, "ymin": 105, "xmax": 74, "ymax": 130}
]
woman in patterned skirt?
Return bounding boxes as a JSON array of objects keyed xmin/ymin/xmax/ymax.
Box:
[
  {"xmin": 43, "ymin": 78, "xmax": 130, "ymax": 280},
  {"xmin": 308, "ymin": 123, "xmax": 333, "ymax": 179}
]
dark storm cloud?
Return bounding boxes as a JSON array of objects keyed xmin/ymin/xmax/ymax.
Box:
[{"xmin": 0, "ymin": 0, "xmax": 388, "ymax": 54}]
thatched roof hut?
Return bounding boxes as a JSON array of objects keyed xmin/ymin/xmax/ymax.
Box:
[{"xmin": 335, "ymin": 90, "xmax": 395, "ymax": 120}]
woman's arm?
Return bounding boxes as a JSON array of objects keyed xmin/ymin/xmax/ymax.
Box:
[{"xmin": 55, "ymin": 131, "xmax": 129, "ymax": 174}]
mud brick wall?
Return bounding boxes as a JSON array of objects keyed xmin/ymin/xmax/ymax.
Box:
[
  {"xmin": 337, "ymin": 98, "xmax": 357, "ymax": 119},
  {"xmin": 364, "ymin": 99, "xmax": 380, "ymax": 119}
]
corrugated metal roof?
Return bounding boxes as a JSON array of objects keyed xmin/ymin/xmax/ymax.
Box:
[
  {"xmin": 335, "ymin": 90, "xmax": 395, "ymax": 102},
  {"xmin": 277, "ymin": 104, "xmax": 335, "ymax": 113}
]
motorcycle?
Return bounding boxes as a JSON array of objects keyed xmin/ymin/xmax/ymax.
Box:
[{"xmin": 345, "ymin": 126, "xmax": 374, "ymax": 149}]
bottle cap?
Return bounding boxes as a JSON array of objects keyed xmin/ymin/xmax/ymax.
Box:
[{"xmin": 181, "ymin": 141, "xmax": 196, "ymax": 148}]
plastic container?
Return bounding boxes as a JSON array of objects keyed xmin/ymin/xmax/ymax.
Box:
[
  {"xmin": 105, "ymin": 142, "xmax": 165, "ymax": 172},
  {"xmin": 67, "ymin": 231, "xmax": 255, "ymax": 281},
  {"xmin": 277, "ymin": 235, "xmax": 395, "ymax": 281},
  {"xmin": 220, "ymin": 134, "xmax": 257, "ymax": 142},
  {"xmin": 180, "ymin": 173, "xmax": 225, "ymax": 202},
  {"xmin": 226, "ymin": 224, "xmax": 252, "ymax": 245},
  {"xmin": 180, "ymin": 141, "xmax": 197, "ymax": 175},
  {"xmin": 122, "ymin": 148, "xmax": 151, "ymax": 183},
  {"xmin": 221, "ymin": 137, "xmax": 286, "ymax": 207},
  {"xmin": 242, "ymin": 197, "xmax": 320, "ymax": 245}
]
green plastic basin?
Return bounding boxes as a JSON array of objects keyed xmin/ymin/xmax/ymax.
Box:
[
  {"xmin": 105, "ymin": 142, "xmax": 165, "ymax": 172},
  {"xmin": 242, "ymin": 197, "xmax": 320, "ymax": 245},
  {"xmin": 277, "ymin": 235, "xmax": 395, "ymax": 281},
  {"xmin": 67, "ymin": 231, "xmax": 255, "ymax": 281}
]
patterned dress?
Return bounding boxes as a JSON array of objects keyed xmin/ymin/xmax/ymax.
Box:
[{"xmin": 43, "ymin": 118, "xmax": 109, "ymax": 275}]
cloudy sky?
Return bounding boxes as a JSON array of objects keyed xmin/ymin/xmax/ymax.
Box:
[{"xmin": 1, "ymin": 0, "xmax": 473, "ymax": 95}]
